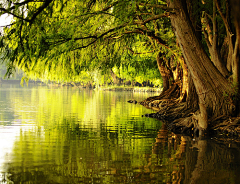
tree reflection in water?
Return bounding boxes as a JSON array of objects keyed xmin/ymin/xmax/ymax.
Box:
[
  {"xmin": 153, "ymin": 124, "xmax": 240, "ymax": 184},
  {"xmin": 3, "ymin": 122, "xmax": 240, "ymax": 183},
  {"xmin": 1, "ymin": 86, "xmax": 240, "ymax": 183}
]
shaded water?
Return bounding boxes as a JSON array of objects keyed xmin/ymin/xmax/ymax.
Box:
[{"xmin": 0, "ymin": 84, "xmax": 240, "ymax": 184}]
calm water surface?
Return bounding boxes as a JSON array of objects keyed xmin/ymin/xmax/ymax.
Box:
[{"xmin": 0, "ymin": 84, "xmax": 240, "ymax": 184}]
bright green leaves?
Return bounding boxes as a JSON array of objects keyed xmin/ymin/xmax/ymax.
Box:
[{"xmin": 0, "ymin": 0, "xmax": 179, "ymax": 85}]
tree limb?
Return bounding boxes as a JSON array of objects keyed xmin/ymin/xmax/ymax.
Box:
[
  {"xmin": 138, "ymin": 3, "xmax": 175, "ymax": 12},
  {"xmin": 134, "ymin": 13, "xmax": 170, "ymax": 25},
  {"xmin": 214, "ymin": 0, "xmax": 233, "ymax": 36},
  {"xmin": 2, "ymin": 0, "xmax": 36, "ymax": 12},
  {"xmin": 29, "ymin": 0, "xmax": 54, "ymax": 24},
  {"xmin": 0, "ymin": 8, "xmax": 30, "ymax": 22}
]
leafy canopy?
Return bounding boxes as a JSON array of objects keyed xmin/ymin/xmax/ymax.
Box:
[{"xmin": 0, "ymin": 0, "xmax": 179, "ymax": 82}]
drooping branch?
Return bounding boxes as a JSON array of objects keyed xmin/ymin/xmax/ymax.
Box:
[
  {"xmin": 29, "ymin": 0, "xmax": 54, "ymax": 25},
  {"xmin": 72, "ymin": 22, "xmax": 129, "ymax": 50},
  {"xmin": 138, "ymin": 3, "xmax": 175, "ymax": 12},
  {"xmin": 1, "ymin": 0, "xmax": 36, "ymax": 12},
  {"xmin": 135, "ymin": 27, "xmax": 180, "ymax": 56},
  {"xmin": 72, "ymin": 1, "xmax": 120, "ymax": 18},
  {"xmin": 136, "ymin": 28, "xmax": 166, "ymax": 45},
  {"xmin": 0, "ymin": 7, "xmax": 30, "ymax": 21},
  {"xmin": 49, "ymin": 35, "xmax": 98, "ymax": 46},
  {"xmin": 134, "ymin": 13, "xmax": 170, "ymax": 25},
  {"xmin": 0, "ymin": 0, "xmax": 46, "ymax": 22},
  {"xmin": 214, "ymin": 0, "xmax": 233, "ymax": 36}
]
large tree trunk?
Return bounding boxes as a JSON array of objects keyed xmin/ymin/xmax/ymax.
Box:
[
  {"xmin": 156, "ymin": 52, "xmax": 173, "ymax": 92},
  {"xmin": 186, "ymin": 72, "xmax": 198, "ymax": 110},
  {"xmin": 179, "ymin": 57, "xmax": 188, "ymax": 102},
  {"xmin": 167, "ymin": 0, "xmax": 234, "ymax": 131}
]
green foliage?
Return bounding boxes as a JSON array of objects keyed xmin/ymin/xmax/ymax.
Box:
[
  {"xmin": 0, "ymin": 0, "xmax": 180, "ymax": 84},
  {"xmin": 112, "ymin": 53, "xmax": 162, "ymax": 87}
]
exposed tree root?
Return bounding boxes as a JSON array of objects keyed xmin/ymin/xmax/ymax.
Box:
[
  {"xmin": 137, "ymin": 85, "xmax": 240, "ymax": 138},
  {"xmin": 211, "ymin": 117, "xmax": 240, "ymax": 137},
  {"xmin": 140, "ymin": 84, "xmax": 180, "ymax": 107}
]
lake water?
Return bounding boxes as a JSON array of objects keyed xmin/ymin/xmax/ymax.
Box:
[{"xmin": 0, "ymin": 84, "xmax": 240, "ymax": 184}]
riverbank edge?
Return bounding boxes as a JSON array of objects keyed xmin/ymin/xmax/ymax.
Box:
[
  {"xmin": 0, "ymin": 80, "xmax": 163, "ymax": 93},
  {"xmin": 100, "ymin": 86, "xmax": 162, "ymax": 93}
]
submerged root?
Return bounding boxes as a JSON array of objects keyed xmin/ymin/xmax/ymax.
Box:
[
  {"xmin": 148, "ymin": 98, "xmax": 177, "ymax": 109},
  {"xmin": 139, "ymin": 85, "xmax": 240, "ymax": 138},
  {"xmin": 210, "ymin": 117, "xmax": 240, "ymax": 137},
  {"xmin": 141, "ymin": 97, "xmax": 238, "ymax": 137},
  {"xmin": 142, "ymin": 98, "xmax": 199, "ymax": 135}
]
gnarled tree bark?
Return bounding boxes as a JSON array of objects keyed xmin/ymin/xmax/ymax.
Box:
[
  {"xmin": 167, "ymin": 0, "xmax": 235, "ymax": 131},
  {"xmin": 156, "ymin": 52, "xmax": 173, "ymax": 92}
]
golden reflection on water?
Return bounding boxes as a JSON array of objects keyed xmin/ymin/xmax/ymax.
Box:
[{"xmin": 0, "ymin": 85, "xmax": 240, "ymax": 183}]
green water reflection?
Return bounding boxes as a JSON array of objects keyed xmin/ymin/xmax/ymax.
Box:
[{"xmin": 1, "ymin": 84, "xmax": 240, "ymax": 184}]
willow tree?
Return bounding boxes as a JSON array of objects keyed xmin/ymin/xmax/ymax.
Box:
[
  {"xmin": 0, "ymin": 0, "xmax": 181, "ymax": 79},
  {"xmin": 1, "ymin": 0, "xmax": 240, "ymax": 135},
  {"xmin": 156, "ymin": 0, "xmax": 240, "ymax": 134},
  {"xmin": 140, "ymin": 0, "xmax": 240, "ymax": 135}
]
